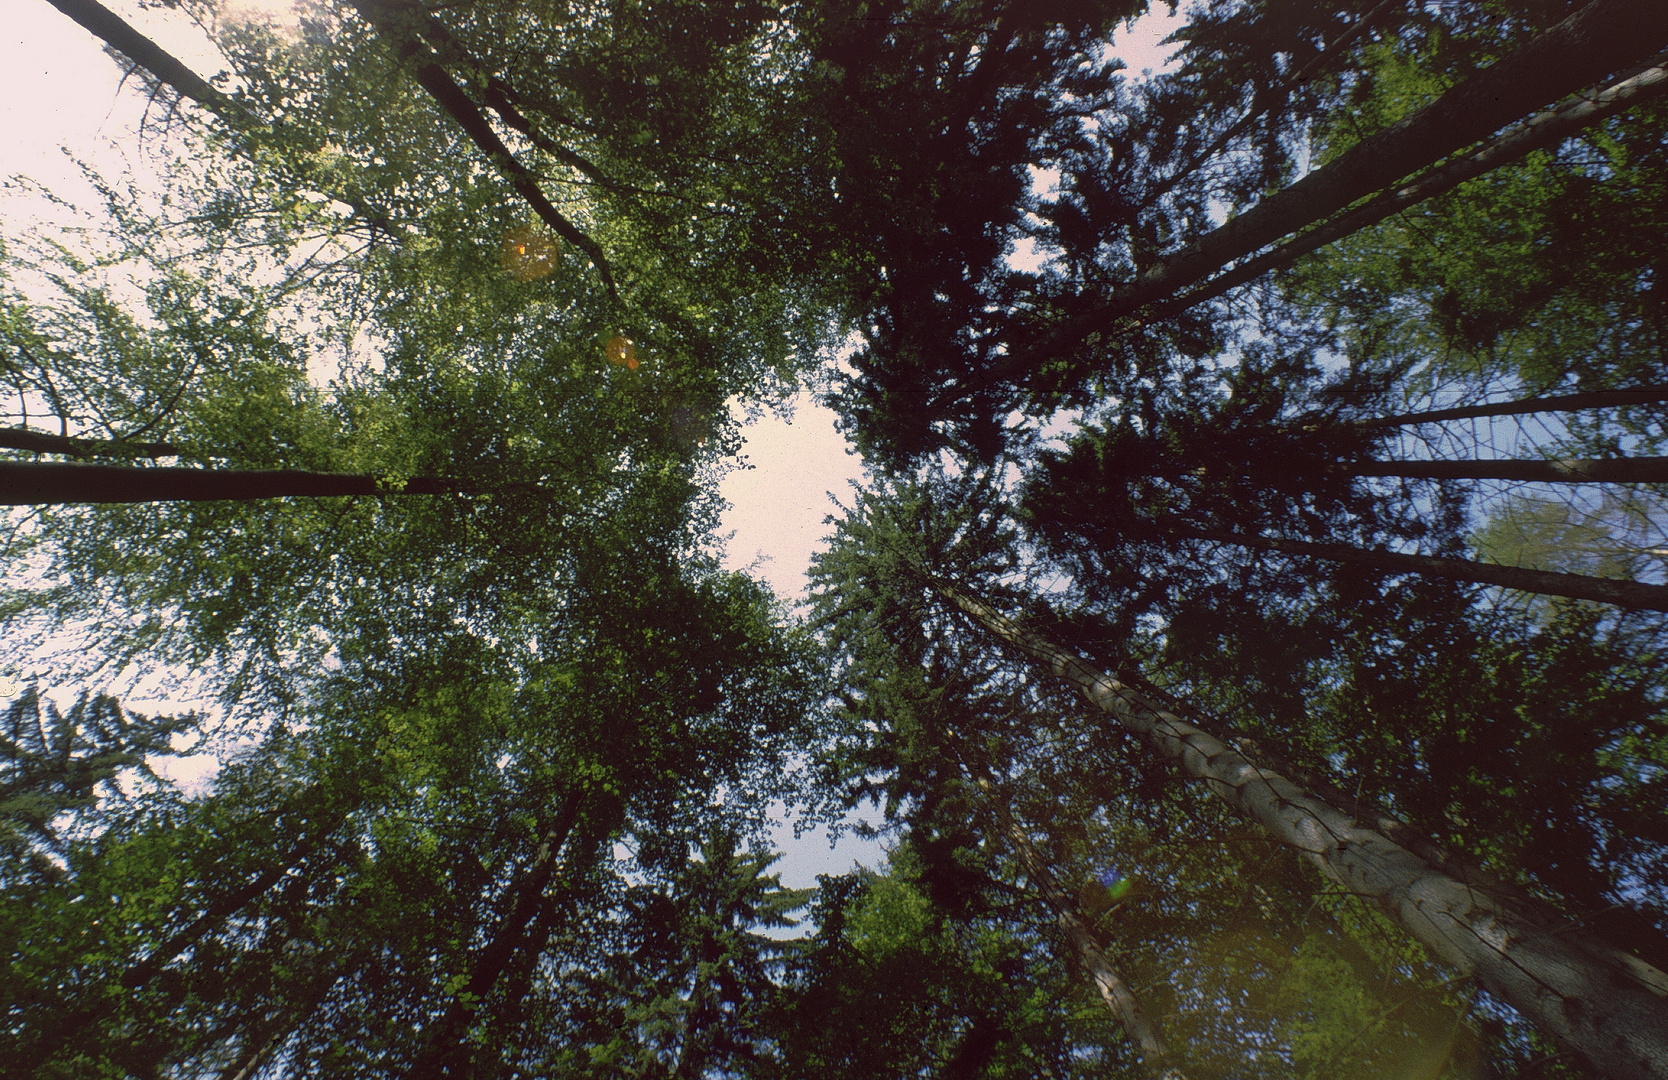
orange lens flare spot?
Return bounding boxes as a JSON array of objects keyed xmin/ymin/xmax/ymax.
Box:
[
  {"xmin": 500, "ymin": 223, "xmax": 557, "ymax": 281},
  {"xmin": 606, "ymin": 335, "xmax": 639, "ymax": 367}
]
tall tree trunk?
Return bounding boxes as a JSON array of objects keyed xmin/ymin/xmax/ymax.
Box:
[
  {"xmin": 1155, "ymin": 523, "xmax": 1668, "ymax": 613},
  {"xmin": 349, "ymin": 0, "xmax": 618, "ymax": 300},
  {"xmin": 0, "ymin": 426, "xmax": 180, "ymax": 459},
  {"xmin": 991, "ymin": 0, "xmax": 1668, "ymax": 384},
  {"xmin": 1347, "ymin": 456, "xmax": 1668, "ymax": 484},
  {"xmin": 0, "ymin": 461, "xmax": 468, "ymax": 503},
  {"xmin": 1347, "ymin": 385, "xmax": 1668, "ymax": 430},
  {"xmin": 409, "ymin": 788, "xmax": 589, "ymax": 1080},
  {"xmin": 940, "ymin": 583, "xmax": 1668, "ymax": 1080},
  {"xmin": 1155, "ymin": 50, "xmax": 1668, "ymax": 317},
  {"xmin": 977, "ymin": 778, "xmax": 1183, "ymax": 1079},
  {"xmin": 43, "ymin": 0, "xmax": 395, "ymax": 234}
]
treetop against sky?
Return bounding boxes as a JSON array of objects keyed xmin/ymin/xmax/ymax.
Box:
[{"xmin": 4, "ymin": 1, "xmax": 1668, "ymax": 1077}]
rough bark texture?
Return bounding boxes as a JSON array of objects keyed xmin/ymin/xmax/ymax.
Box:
[
  {"xmin": 0, "ymin": 462, "xmax": 464, "ymax": 503},
  {"xmin": 1351, "ymin": 384, "xmax": 1668, "ymax": 430},
  {"xmin": 942, "ymin": 585, "xmax": 1668, "ymax": 1080}
]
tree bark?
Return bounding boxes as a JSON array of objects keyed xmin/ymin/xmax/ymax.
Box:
[
  {"xmin": 1155, "ymin": 50, "xmax": 1668, "ymax": 317},
  {"xmin": 350, "ymin": 0, "xmax": 618, "ymax": 300},
  {"xmin": 1158, "ymin": 523, "xmax": 1668, "ymax": 613},
  {"xmin": 1348, "ymin": 456, "xmax": 1668, "ymax": 485},
  {"xmin": 1348, "ymin": 385, "xmax": 1668, "ymax": 430},
  {"xmin": 978, "ymin": 778, "xmax": 1183, "ymax": 1079},
  {"xmin": 43, "ymin": 0, "xmax": 395, "ymax": 235},
  {"xmin": 941, "ymin": 583, "xmax": 1668, "ymax": 1080},
  {"xmin": 0, "ymin": 426, "xmax": 180, "ymax": 459},
  {"xmin": 988, "ymin": 1, "xmax": 1668, "ymax": 385},
  {"xmin": 0, "ymin": 461, "xmax": 467, "ymax": 503},
  {"xmin": 408, "ymin": 788, "xmax": 588, "ymax": 1080}
]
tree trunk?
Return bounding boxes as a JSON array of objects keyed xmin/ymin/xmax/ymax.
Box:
[
  {"xmin": 978, "ymin": 778, "xmax": 1183, "ymax": 1079},
  {"xmin": 1348, "ymin": 385, "xmax": 1668, "ymax": 430},
  {"xmin": 0, "ymin": 461, "xmax": 467, "ymax": 503},
  {"xmin": 995, "ymin": 0, "xmax": 1668, "ymax": 381},
  {"xmin": 408, "ymin": 788, "xmax": 588, "ymax": 1080},
  {"xmin": 1159, "ymin": 523, "xmax": 1668, "ymax": 613},
  {"xmin": 44, "ymin": 0, "xmax": 395, "ymax": 234},
  {"xmin": 1158, "ymin": 50, "xmax": 1668, "ymax": 317},
  {"xmin": 941, "ymin": 584, "xmax": 1668, "ymax": 1080},
  {"xmin": 1348, "ymin": 456, "xmax": 1668, "ymax": 484},
  {"xmin": 349, "ymin": 0, "xmax": 618, "ymax": 300},
  {"xmin": 0, "ymin": 426, "xmax": 180, "ymax": 459}
]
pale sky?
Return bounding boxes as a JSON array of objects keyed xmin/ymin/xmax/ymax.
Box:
[{"xmin": 2, "ymin": 0, "xmax": 1180, "ymax": 891}]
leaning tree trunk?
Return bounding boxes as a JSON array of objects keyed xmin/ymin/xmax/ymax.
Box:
[
  {"xmin": 940, "ymin": 583, "xmax": 1668, "ymax": 1080},
  {"xmin": 975, "ymin": 778, "xmax": 1183, "ymax": 1079},
  {"xmin": 1153, "ymin": 523, "xmax": 1668, "ymax": 613},
  {"xmin": 1348, "ymin": 456, "xmax": 1668, "ymax": 484},
  {"xmin": 1160, "ymin": 49, "xmax": 1668, "ymax": 317},
  {"xmin": 0, "ymin": 461, "xmax": 468, "ymax": 503},
  {"xmin": 994, "ymin": 0, "xmax": 1668, "ymax": 381},
  {"xmin": 349, "ymin": 0, "xmax": 618, "ymax": 300},
  {"xmin": 1348, "ymin": 384, "xmax": 1668, "ymax": 430},
  {"xmin": 45, "ymin": 0, "xmax": 395, "ymax": 233},
  {"xmin": 408, "ymin": 788, "xmax": 590, "ymax": 1080}
]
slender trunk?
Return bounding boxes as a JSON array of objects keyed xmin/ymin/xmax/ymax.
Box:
[
  {"xmin": 350, "ymin": 0, "xmax": 618, "ymax": 300},
  {"xmin": 983, "ymin": 2, "xmax": 1668, "ymax": 389},
  {"xmin": 1136, "ymin": 0, "xmax": 1404, "ymax": 216},
  {"xmin": 979, "ymin": 779, "xmax": 1182, "ymax": 1079},
  {"xmin": 376, "ymin": 0, "xmax": 621, "ymax": 192},
  {"xmin": 43, "ymin": 0, "xmax": 395, "ymax": 234},
  {"xmin": 1158, "ymin": 50, "xmax": 1668, "ymax": 316},
  {"xmin": 1094, "ymin": 0, "xmax": 1666, "ymax": 320},
  {"xmin": 941, "ymin": 584, "xmax": 1668, "ymax": 1080},
  {"xmin": 0, "ymin": 461, "xmax": 466, "ymax": 503},
  {"xmin": 1348, "ymin": 456, "xmax": 1668, "ymax": 484},
  {"xmin": 0, "ymin": 426, "xmax": 180, "ymax": 459},
  {"xmin": 1347, "ymin": 385, "xmax": 1668, "ymax": 430},
  {"xmin": 1159, "ymin": 523, "xmax": 1668, "ymax": 612},
  {"xmin": 409, "ymin": 788, "xmax": 587, "ymax": 1080},
  {"xmin": 28, "ymin": 805, "xmax": 339, "ymax": 1067}
]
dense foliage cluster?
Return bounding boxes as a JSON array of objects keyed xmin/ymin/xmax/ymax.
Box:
[{"xmin": 3, "ymin": 0, "xmax": 1666, "ymax": 1077}]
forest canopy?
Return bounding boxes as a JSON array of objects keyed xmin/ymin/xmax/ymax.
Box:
[{"xmin": 3, "ymin": 1, "xmax": 1667, "ymax": 1077}]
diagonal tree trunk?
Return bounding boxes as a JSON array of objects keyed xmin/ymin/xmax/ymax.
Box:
[
  {"xmin": 0, "ymin": 461, "xmax": 470, "ymax": 503},
  {"xmin": 975, "ymin": 777, "xmax": 1184, "ymax": 1079},
  {"xmin": 1347, "ymin": 456, "xmax": 1668, "ymax": 484},
  {"xmin": 1347, "ymin": 384, "xmax": 1668, "ymax": 431},
  {"xmin": 1154, "ymin": 50, "xmax": 1668, "ymax": 318},
  {"xmin": 939, "ymin": 583, "xmax": 1668, "ymax": 1080},
  {"xmin": 408, "ymin": 788, "xmax": 589, "ymax": 1080},
  {"xmin": 1151, "ymin": 522, "xmax": 1668, "ymax": 613},
  {"xmin": 349, "ymin": 0, "xmax": 619, "ymax": 301},
  {"xmin": 986, "ymin": 1, "xmax": 1668, "ymax": 388},
  {"xmin": 44, "ymin": 0, "xmax": 396, "ymax": 235}
]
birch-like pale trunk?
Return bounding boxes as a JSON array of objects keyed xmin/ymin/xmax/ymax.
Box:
[
  {"xmin": 941, "ymin": 584, "xmax": 1668, "ymax": 1080},
  {"xmin": 977, "ymin": 778, "xmax": 1184, "ymax": 1079}
]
